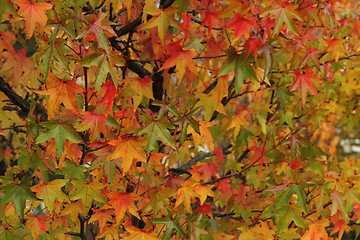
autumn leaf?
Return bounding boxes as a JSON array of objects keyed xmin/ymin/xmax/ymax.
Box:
[
  {"xmin": 218, "ymin": 49, "xmax": 257, "ymax": 93},
  {"xmin": 14, "ymin": 0, "xmax": 52, "ymax": 39},
  {"xmin": 301, "ymin": 219, "xmax": 329, "ymax": 240},
  {"xmin": 121, "ymin": 227, "xmax": 160, "ymax": 240},
  {"xmin": 88, "ymin": 207, "xmax": 115, "ymax": 233},
  {"xmin": 70, "ymin": 180, "xmax": 107, "ymax": 213},
  {"xmin": 77, "ymin": 13, "xmax": 116, "ymax": 53},
  {"xmin": 201, "ymin": 11, "xmax": 221, "ymax": 34},
  {"xmin": 76, "ymin": 112, "xmax": 108, "ymax": 142},
  {"xmin": 289, "ymin": 70, "xmax": 318, "ymax": 106},
  {"xmin": 225, "ymin": 13, "xmax": 256, "ymax": 39},
  {"xmin": 138, "ymin": 116, "xmax": 176, "ymax": 153},
  {"xmin": 98, "ymin": 79, "xmax": 116, "ymax": 115},
  {"xmin": 262, "ymin": 2, "xmax": 301, "ymax": 36},
  {"xmin": 174, "ymin": 180, "xmax": 199, "ymax": 213},
  {"xmin": 141, "ymin": 7, "xmax": 181, "ymax": 45},
  {"xmin": 108, "ymin": 191, "xmax": 139, "ymax": 222},
  {"xmin": 159, "ymin": 39, "xmax": 197, "ymax": 82},
  {"xmin": 0, "ymin": 177, "xmax": 37, "ymax": 219},
  {"xmin": 195, "ymin": 204, "xmax": 214, "ymax": 218},
  {"xmin": 123, "ymin": 77, "xmax": 153, "ymax": 109},
  {"xmin": 25, "ymin": 215, "xmax": 49, "ymax": 240},
  {"xmin": 34, "ymin": 74, "xmax": 84, "ymax": 118},
  {"xmin": 31, "ymin": 179, "xmax": 68, "ymax": 212},
  {"xmin": 36, "ymin": 120, "xmax": 83, "ymax": 157},
  {"xmin": 106, "ymin": 136, "xmax": 147, "ymax": 174},
  {"xmin": 325, "ymin": 38, "xmax": 345, "ymax": 62},
  {"xmin": 194, "ymin": 184, "xmax": 215, "ymax": 205}
]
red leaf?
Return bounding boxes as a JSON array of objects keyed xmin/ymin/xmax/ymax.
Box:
[
  {"xmin": 226, "ymin": 13, "xmax": 256, "ymax": 39},
  {"xmin": 98, "ymin": 79, "xmax": 116, "ymax": 116},
  {"xmin": 195, "ymin": 204, "xmax": 214, "ymax": 218},
  {"xmin": 201, "ymin": 11, "xmax": 221, "ymax": 34},
  {"xmin": 289, "ymin": 70, "xmax": 318, "ymax": 106}
]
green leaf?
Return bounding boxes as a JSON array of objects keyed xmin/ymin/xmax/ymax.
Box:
[
  {"xmin": 218, "ymin": 51, "xmax": 257, "ymax": 92},
  {"xmin": 70, "ymin": 180, "xmax": 106, "ymax": 213},
  {"xmin": 276, "ymin": 205, "xmax": 306, "ymax": 234},
  {"xmin": 36, "ymin": 121, "xmax": 83, "ymax": 157},
  {"xmin": 293, "ymin": 185, "xmax": 307, "ymax": 212},
  {"xmin": 138, "ymin": 117, "xmax": 176, "ymax": 153},
  {"xmin": 0, "ymin": 177, "xmax": 38, "ymax": 219}
]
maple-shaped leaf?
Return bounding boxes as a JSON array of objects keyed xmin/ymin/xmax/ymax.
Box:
[
  {"xmin": 197, "ymin": 163, "xmax": 220, "ymax": 182},
  {"xmin": 325, "ymin": 38, "xmax": 345, "ymax": 62},
  {"xmin": 195, "ymin": 80, "xmax": 228, "ymax": 121},
  {"xmin": 201, "ymin": 11, "xmax": 221, "ymax": 34},
  {"xmin": 106, "ymin": 137, "xmax": 147, "ymax": 174},
  {"xmin": 70, "ymin": 180, "xmax": 107, "ymax": 213},
  {"xmin": 262, "ymin": 2, "xmax": 301, "ymax": 36},
  {"xmin": 25, "ymin": 215, "xmax": 49, "ymax": 240},
  {"xmin": 193, "ymin": 184, "xmax": 215, "ymax": 205},
  {"xmin": 31, "ymin": 179, "xmax": 68, "ymax": 212},
  {"xmin": 76, "ymin": 112, "xmax": 108, "ymax": 142},
  {"xmin": 152, "ymin": 207, "xmax": 189, "ymax": 239},
  {"xmin": 301, "ymin": 219, "xmax": 329, "ymax": 240},
  {"xmin": 330, "ymin": 211, "xmax": 351, "ymax": 239},
  {"xmin": 141, "ymin": 7, "xmax": 181, "ymax": 45},
  {"xmin": 243, "ymin": 37, "xmax": 262, "ymax": 61},
  {"xmin": 174, "ymin": 180, "xmax": 199, "ymax": 213},
  {"xmin": 289, "ymin": 70, "xmax": 318, "ymax": 106},
  {"xmin": 276, "ymin": 204, "xmax": 306, "ymax": 234},
  {"xmin": 0, "ymin": 177, "xmax": 37, "ymax": 219},
  {"xmin": 36, "ymin": 120, "xmax": 83, "ymax": 157},
  {"xmin": 227, "ymin": 111, "xmax": 248, "ymax": 137},
  {"xmin": 138, "ymin": 117, "xmax": 176, "ymax": 153},
  {"xmin": 60, "ymin": 200, "xmax": 84, "ymax": 223},
  {"xmin": 123, "ymin": 77, "xmax": 153, "ymax": 109},
  {"xmin": 218, "ymin": 49, "xmax": 257, "ymax": 93},
  {"xmin": 225, "ymin": 13, "xmax": 256, "ymax": 39},
  {"xmin": 98, "ymin": 79, "xmax": 116, "ymax": 115},
  {"xmin": 14, "ymin": 0, "xmax": 52, "ymax": 39},
  {"xmin": 34, "ymin": 74, "xmax": 84, "ymax": 119},
  {"xmin": 143, "ymin": 188, "xmax": 174, "ymax": 217},
  {"xmin": 159, "ymin": 39, "xmax": 197, "ymax": 82},
  {"xmin": 195, "ymin": 204, "xmax": 214, "ymax": 218},
  {"xmin": 108, "ymin": 192, "xmax": 139, "ymax": 222},
  {"xmin": 88, "ymin": 207, "xmax": 115, "ymax": 233},
  {"xmin": 121, "ymin": 226, "xmax": 160, "ymax": 240},
  {"xmin": 77, "ymin": 13, "xmax": 115, "ymax": 53}
]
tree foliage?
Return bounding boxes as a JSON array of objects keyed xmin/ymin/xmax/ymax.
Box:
[{"xmin": 0, "ymin": 0, "xmax": 360, "ymax": 239}]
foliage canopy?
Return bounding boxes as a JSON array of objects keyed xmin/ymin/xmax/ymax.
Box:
[{"xmin": 0, "ymin": 0, "xmax": 360, "ymax": 239}]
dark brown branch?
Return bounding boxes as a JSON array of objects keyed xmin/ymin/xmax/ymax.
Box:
[
  {"xmin": 0, "ymin": 77, "xmax": 47, "ymax": 119},
  {"xmin": 0, "ymin": 76, "xmax": 30, "ymax": 118}
]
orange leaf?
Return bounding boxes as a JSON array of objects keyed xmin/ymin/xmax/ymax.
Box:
[
  {"xmin": 89, "ymin": 208, "xmax": 115, "ymax": 233},
  {"xmin": 301, "ymin": 219, "xmax": 329, "ymax": 240},
  {"xmin": 121, "ymin": 227, "xmax": 160, "ymax": 240},
  {"xmin": 25, "ymin": 215, "xmax": 49, "ymax": 239},
  {"xmin": 108, "ymin": 192, "xmax": 139, "ymax": 222},
  {"xmin": 14, "ymin": 0, "xmax": 52, "ymax": 39},
  {"xmin": 34, "ymin": 74, "xmax": 84, "ymax": 119},
  {"xmin": 31, "ymin": 179, "xmax": 68, "ymax": 212},
  {"xmin": 106, "ymin": 137, "xmax": 147, "ymax": 175},
  {"xmin": 174, "ymin": 180, "xmax": 199, "ymax": 213}
]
